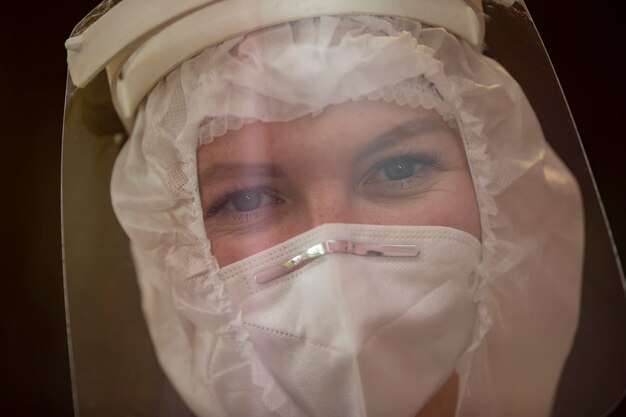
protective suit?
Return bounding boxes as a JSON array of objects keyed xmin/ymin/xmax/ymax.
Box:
[{"xmin": 62, "ymin": 1, "xmax": 626, "ymax": 416}]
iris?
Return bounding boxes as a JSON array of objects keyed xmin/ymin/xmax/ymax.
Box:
[
  {"xmin": 384, "ymin": 158, "xmax": 417, "ymax": 181},
  {"xmin": 231, "ymin": 191, "xmax": 263, "ymax": 211}
]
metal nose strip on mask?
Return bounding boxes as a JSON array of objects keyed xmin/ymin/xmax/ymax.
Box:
[{"xmin": 254, "ymin": 240, "xmax": 420, "ymax": 284}]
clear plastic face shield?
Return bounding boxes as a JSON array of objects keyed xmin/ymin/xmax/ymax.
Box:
[{"xmin": 61, "ymin": 1, "xmax": 626, "ymax": 416}]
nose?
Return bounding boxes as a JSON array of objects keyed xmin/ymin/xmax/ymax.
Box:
[{"xmin": 303, "ymin": 184, "xmax": 355, "ymax": 228}]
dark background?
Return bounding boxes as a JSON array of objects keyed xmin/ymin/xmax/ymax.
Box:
[{"xmin": 1, "ymin": 1, "xmax": 624, "ymax": 416}]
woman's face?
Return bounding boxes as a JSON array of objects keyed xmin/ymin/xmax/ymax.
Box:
[{"xmin": 198, "ymin": 100, "xmax": 480, "ymax": 266}]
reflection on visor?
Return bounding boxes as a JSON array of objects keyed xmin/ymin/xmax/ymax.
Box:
[{"xmin": 61, "ymin": 1, "xmax": 625, "ymax": 417}]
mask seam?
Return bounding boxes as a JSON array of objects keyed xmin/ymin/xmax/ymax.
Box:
[{"xmin": 243, "ymin": 321, "xmax": 340, "ymax": 354}]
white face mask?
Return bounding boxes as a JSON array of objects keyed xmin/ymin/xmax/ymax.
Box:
[{"xmin": 211, "ymin": 223, "xmax": 482, "ymax": 417}]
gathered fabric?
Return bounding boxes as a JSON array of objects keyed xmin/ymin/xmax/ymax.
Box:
[{"xmin": 111, "ymin": 15, "xmax": 583, "ymax": 417}]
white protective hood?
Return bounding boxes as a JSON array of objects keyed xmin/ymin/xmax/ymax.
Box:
[{"xmin": 110, "ymin": 14, "xmax": 583, "ymax": 417}]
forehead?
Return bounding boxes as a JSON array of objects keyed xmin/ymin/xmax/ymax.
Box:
[{"xmin": 197, "ymin": 100, "xmax": 453, "ymax": 163}]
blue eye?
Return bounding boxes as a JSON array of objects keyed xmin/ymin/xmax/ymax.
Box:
[
  {"xmin": 230, "ymin": 190, "xmax": 263, "ymax": 211},
  {"xmin": 207, "ymin": 187, "xmax": 283, "ymax": 218},
  {"xmin": 366, "ymin": 156, "xmax": 434, "ymax": 185},
  {"xmin": 383, "ymin": 158, "xmax": 419, "ymax": 181}
]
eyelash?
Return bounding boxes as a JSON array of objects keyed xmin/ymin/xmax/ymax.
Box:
[
  {"xmin": 204, "ymin": 152, "xmax": 440, "ymax": 218},
  {"xmin": 205, "ymin": 185, "xmax": 282, "ymax": 218},
  {"xmin": 370, "ymin": 152, "xmax": 439, "ymax": 174},
  {"xmin": 363, "ymin": 152, "xmax": 439, "ymax": 183}
]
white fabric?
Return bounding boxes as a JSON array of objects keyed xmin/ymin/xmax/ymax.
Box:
[
  {"xmin": 190, "ymin": 17, "xmax": 456, "ymax": 143},
  {"xmin": 216, "ymin": 224, "xmax": 481, "ymax": 417},
  {"xmin": 111, "ymin": 15, "xmax": 584, "ymax": 417}
]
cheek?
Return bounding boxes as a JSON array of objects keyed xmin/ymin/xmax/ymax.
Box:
[
  {"xmin": 210, "ymin": 234, "xmax": 272, "ymax": 268},
  {"xmin": 427, "ymin": 171, "xmax": 481, "ymax": 240},
  {"xmin": 422, "ymin": 181, "xmax": 481, "ymax": 240},
  {"xmin": 207, "ymin": 222, "xmax": 309, "ymax": 267},
  {"xmin": 355, "ymin": 171, "xmax": 481, "ymax": 240}
]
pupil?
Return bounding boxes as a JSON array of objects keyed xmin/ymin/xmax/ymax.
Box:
[
  {"xmin": 232, "ymin": 191, "xmax": 262, "ymax": 212},
  {"xmin": 384, "ymin": 159, "xmax": 415, "ymax": 180}
]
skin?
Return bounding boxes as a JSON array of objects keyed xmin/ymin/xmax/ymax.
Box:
[{"xmin": 197, "ymin": 99, "xmax": 480, "ymax": 416}]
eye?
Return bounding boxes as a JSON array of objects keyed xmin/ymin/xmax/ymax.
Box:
[
  {"xmin": 229, "ymin": 190, "xmax": 265, "ymax": 212},
  {"xmin": 365, "ymin": 155, "xmax": 436, "ymax": 186},
  {"xmin": 382, "ymin": 158, "xmax": 419, "ymax": 181},
  {"xmin": 206, "ymin": 186, "xmax": 283, "ymax": 218}
]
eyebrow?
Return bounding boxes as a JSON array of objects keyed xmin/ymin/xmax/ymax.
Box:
[
  {"xmin": 198, "ymin": 118, "xmax": 449, "ymax": 185},
  {"xmin": 355, "ymin": 118, "xmax": 449, "ymax": 161},
  {"xmin": 198, "ymin": 162, "xmax": 286, "ymax": 185}
]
